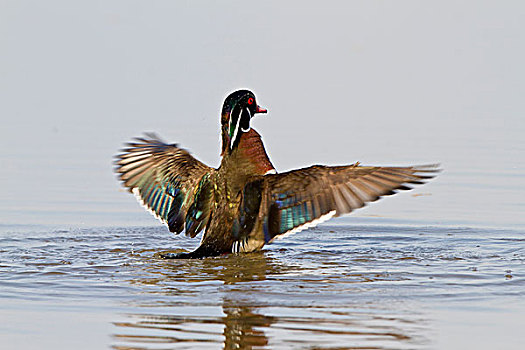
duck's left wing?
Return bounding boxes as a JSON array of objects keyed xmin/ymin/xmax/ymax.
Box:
[
  {"xmin": 115, "ymin": 133, "xmax": 215, "ymax": 237},
  {"xmin": 234, "ymin": 163, "xmax": 439, "ymax": 251}
]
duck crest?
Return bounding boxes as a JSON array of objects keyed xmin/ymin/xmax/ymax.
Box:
[{"xmin": 220, "ymin": 90, "xmax": 267, "ymax": 156}]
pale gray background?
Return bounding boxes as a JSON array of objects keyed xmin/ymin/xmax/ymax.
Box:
[{"xmin": 1, "ymin": 0, "xmax": 524, "ymax": 228}]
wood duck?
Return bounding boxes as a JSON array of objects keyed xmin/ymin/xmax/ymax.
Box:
[{"xmin": 115, "ymin": 90, "xmax": 438, "ymax": 258}]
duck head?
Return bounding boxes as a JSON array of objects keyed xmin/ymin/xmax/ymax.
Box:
[{"xmin": 221, "ymin": 90, "xmax": 267, "ymax": 155}]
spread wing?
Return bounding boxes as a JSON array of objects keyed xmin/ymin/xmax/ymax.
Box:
[
  {"xmin": 114, "ymin": 133, "xmax": 215, "ymax": 237},
  {"xmin": 234, "ymin": 163, "xmax": 439, "ymax": 250}
]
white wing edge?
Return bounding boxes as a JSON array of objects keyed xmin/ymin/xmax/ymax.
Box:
[
  {"xmin": 132, "ymin": 187, "xmax": 170, "ymax": 229},
  {"xmin": 270, "ymin": 210, "xmax": 337, "ymax": 243}
]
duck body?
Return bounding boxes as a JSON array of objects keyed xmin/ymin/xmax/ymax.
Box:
[
  {"xmin": 183, "ymin": 128, "xmax": 275, "ymax": 258},
  {"xmin": 115, "ymin": 90, "xmax": 438, "ymax": 258}
]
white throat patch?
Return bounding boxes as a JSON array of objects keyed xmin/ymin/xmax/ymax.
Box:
[{"xmin": 230, "ymin": 107, "xmax": 251, "ymax": 149}]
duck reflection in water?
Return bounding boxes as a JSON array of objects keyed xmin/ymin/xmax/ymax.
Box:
[
  {"xmin": 112, "ymin": 251, "xmax": 280, "ymax": 349},
  {"xmin": 112, "ymin": 248, "xmax": 420, "ymax": 349},
  {"xmin": 221, "ymin": 298, "xmax": 274, "ymax": 349}
]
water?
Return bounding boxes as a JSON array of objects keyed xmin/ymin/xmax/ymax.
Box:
[{"xmin": 1, "ymin": 223, "xmax": 523, "ymax": 349}]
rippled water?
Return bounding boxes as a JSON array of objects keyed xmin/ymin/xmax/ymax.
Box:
[{"xmin": 1, "ymin": 223, "xmax": 523, "ymax": 349}]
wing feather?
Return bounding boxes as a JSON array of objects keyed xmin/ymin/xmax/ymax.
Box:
[
  {"xmin": 246, "ymin": 163, "xmax": 439, "ymax": 243},
  {"xmin": 114, "ymin": 133, "xmax": 214, "ymax": 236}
]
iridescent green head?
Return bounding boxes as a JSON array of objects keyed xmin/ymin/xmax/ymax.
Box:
[{"xmin": 221, "ymin": 89, "xmax": 267, "ymax": 155}]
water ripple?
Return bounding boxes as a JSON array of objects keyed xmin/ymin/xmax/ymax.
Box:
[{"xmin": 1, "ymin": 224, "xmax": 524, "ymax": 349}]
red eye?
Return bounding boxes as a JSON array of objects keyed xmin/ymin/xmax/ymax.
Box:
[{"xmin": 247, "ymin": 97, "xmax": 254, "ymax": 105}]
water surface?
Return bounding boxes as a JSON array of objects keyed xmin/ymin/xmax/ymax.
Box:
[{"xmin": 1, "ymin": 224, "xmax": 523, "ymax": 349}]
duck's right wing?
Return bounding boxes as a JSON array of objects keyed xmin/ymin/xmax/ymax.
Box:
[
  {"xmin": 114, "ymin": 133, "xmax": 215, "ymax": 237},
  {"xmin": 233, "ymin": 163, "xmax": 439, "ymax": 252}
]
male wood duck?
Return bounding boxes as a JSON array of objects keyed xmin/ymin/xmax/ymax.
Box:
[{"xmin": 115, "ymin": 90, "xmax": 438, "ymax": 258}]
